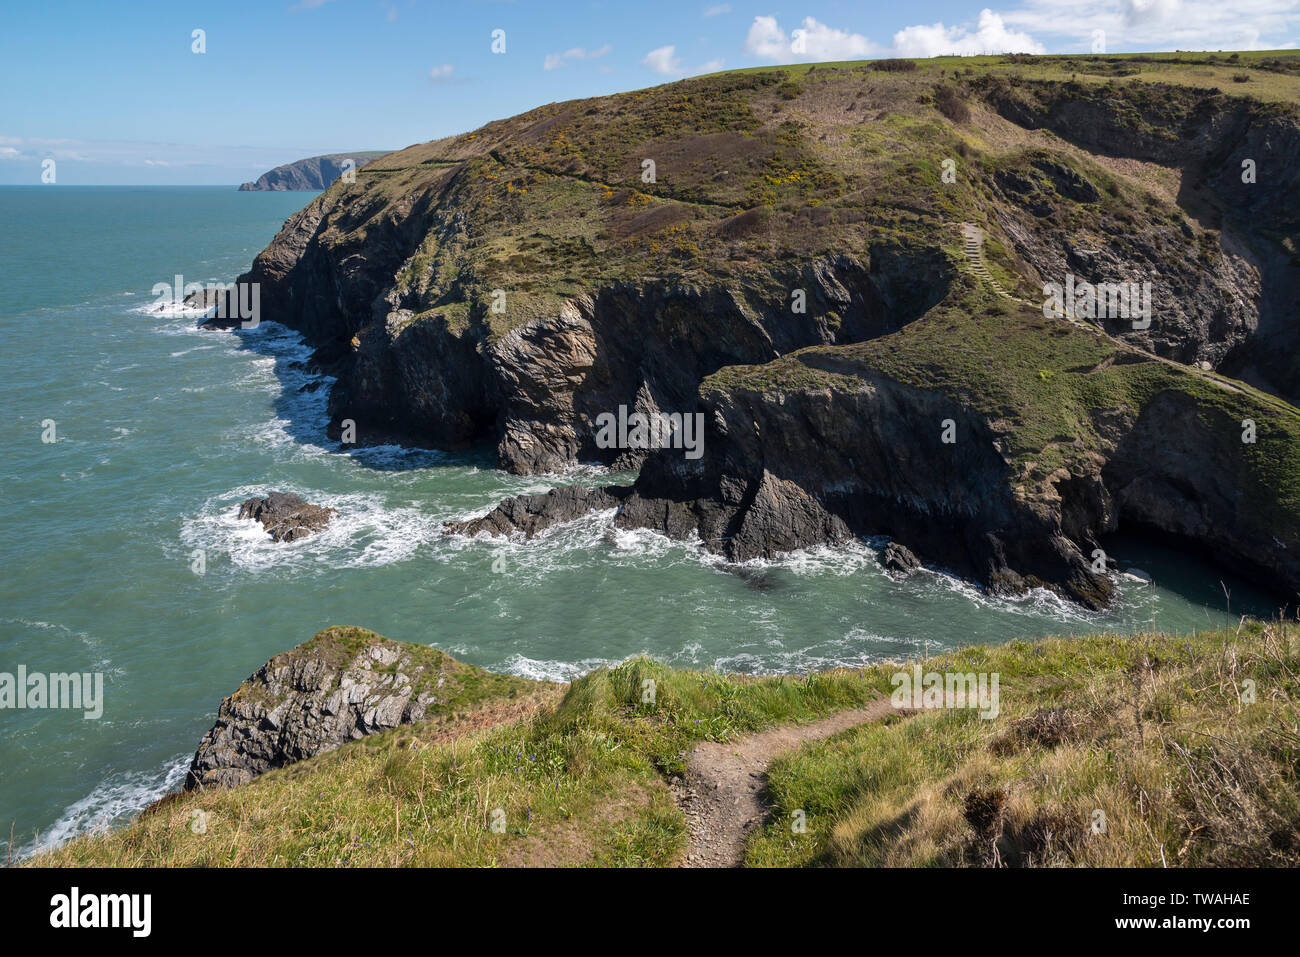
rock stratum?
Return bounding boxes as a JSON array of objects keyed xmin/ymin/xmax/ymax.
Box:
[
  {"xmin": 238, "ymin": 152, "xmax": 390, "ymax": 191},
  {"xmin": 185, "ymin": 626, "xmax": 536, "ymax": 790},
  {"xmin": 216, "ymin": 53, "xmax": 1300, "ymax": 608}
]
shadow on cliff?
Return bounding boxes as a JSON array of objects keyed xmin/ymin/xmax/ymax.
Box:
[
  {"xmin": 1098, "ymin": 529, "xmax": 1283, "ymax": 622},
  {"xmin": 225, "ymin": 320, "xmax": 497, "ymax": 473}
]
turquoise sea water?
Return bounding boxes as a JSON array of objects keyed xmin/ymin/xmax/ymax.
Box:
[{"xmin": 0, "ymin": 186, "xmax": 1278, "ymax": 859}]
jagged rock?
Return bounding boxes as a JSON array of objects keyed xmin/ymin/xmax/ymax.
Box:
[
  {"xmin": 445, "ymin": 484, "xmax": 629, "ymax": 539},
  {"xmin": 724, "ymin": 471, "xmax": 851, "ymax": 562},
  {"xmin": 185, "ymin": 627, "xmax": 448, "ymax": 790},
  {"xmin": 197, "ymin": 67, "xmax": 1300, "ymax": 609},
  {"xmin": 882, "ymin": 541, "xmax": 922, "ymax": 577},
  {"xmin": 238, "ymin": 491, "xmax": 336, "ymax": 542}
]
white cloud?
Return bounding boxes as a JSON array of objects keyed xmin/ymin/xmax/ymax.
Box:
[
  {"xmin": 740, "ymin": 2, "xmax": 1298, "ymax": 65},
  {"xmin": 543, "ymin": 44, "xmax": 612, "ymax": 70},
  {"xmin": 745, "ymin": 16, "xmax": 794, "ymax": 59},
  {"xmin": 893, "ymin": 9, "xmax": 1044, "ymax": 57},
  {"xmin": 1000, "ymin": 0, "xmax": 1299, "ymax": 52},
  {"xmin": 746, "ymin": 15, "xmax": 880, "ymax": 61},
  {"xmin": 703, "ymin": 4, "xmax": 732, "ymax": 16},
  {"xmin": 1121, "ymin": 0, "xmax": 1184, "ymax": 26},
  {"xmin": 792, "ymin": 17, "xmax": 877, "ymax": 58},
  {"xmin": 428, "ymin": 63, "xmax": 455, "ymax": 81},
  {"xmin": 643, "ymin": 45, "xmax": 684, "ymax": 75},
  {"xmin": 642, "ymin": 44, "xmax": 725, "ymax": 77}
]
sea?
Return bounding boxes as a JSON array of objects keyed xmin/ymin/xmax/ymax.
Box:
[{"xmin": 0, "ymin": 185, "xmax": 1277, "ymax": 859}]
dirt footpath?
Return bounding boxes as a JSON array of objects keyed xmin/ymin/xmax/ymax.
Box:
[{"xmin": 675, "ymin": 698, "xmax": 896, "ymax": 867}]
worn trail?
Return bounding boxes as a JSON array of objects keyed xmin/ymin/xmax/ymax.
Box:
[
  {"xmin": 674, "ymin": 698, "xmax": 895, "ymax": 868},
  {"xmin": 957, "ymin": 222, "xmax": 1296, "ymax": 416}
]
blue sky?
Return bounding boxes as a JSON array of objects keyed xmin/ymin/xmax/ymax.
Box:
[{"xmin": 2, "ymin": 0, "xmax": 1297, "ymax": 184}]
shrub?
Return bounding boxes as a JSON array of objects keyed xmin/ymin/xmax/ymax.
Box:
[
  {"xmin": 934, "ymin": 85, "xmax": 971, "ymax": 123},
  {"xmin": 872, "ymin": 58, "xmax": 918, "ymax": 73}
]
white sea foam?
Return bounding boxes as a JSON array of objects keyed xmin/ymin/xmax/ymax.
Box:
[
  {"xmin": 181, "ymin": 485, "xmax": 445, "ymax": 571},
  {"xmin": 19, "ymin": 754, "xmax": 189, "ymax": 860},
  {"xmin": 497, "ymin": 653, "xmax": 617, "ymax": 682}
]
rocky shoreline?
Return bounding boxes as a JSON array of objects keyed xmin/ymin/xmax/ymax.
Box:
[{"xmin": 195, "ymin": 64, "xmax": 1300, "ymax": 609}]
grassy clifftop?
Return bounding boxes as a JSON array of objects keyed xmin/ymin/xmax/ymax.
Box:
[{"xmin": 33, "ymin": 620, "xmax": 1300, "ymax": 867}]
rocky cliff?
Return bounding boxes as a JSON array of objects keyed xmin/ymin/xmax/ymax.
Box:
[
  {"xmin": 185, "ymin": 626, "xmax": 538, "ymax": 789},
  {"xmin": 216, "ymin": 54, "xmax": 1300, "ymax": 607},
  {"xmin": 238, "ymin": 152, "xmax": 390, "ymax": 191}
]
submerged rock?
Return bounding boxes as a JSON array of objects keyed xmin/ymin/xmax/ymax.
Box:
[
  {"xmin": 186, "ymin": 627, "xmax": 448, "ymax": 790},
  {"xmin": 238, "ymin": 491, "xmax": 336, "ymax": 542}
]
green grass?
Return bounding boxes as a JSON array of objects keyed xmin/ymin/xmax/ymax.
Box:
[
  {"xmin": 32, "ymin": 652, "xmax": 887, "ymax": 867},
  {"xmin": 748, "ymin": 620, "xmax": 1300, "ymax": 867},
  {"xmin": 30, "ymin": 622, "xmax": 1300, "ymax": 868}
]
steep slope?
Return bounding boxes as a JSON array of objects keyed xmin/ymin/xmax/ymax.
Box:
[
  {"xmin": 238, "ymin": 151, "xmax": 391, "ymax": 191},
  {"xmin": 31, "ymin": 621, "xmax": 1300, "ymax": 868},
  {"xmin": 214, "ymin": 52, "xmax": 1300, "ymax": 606}
]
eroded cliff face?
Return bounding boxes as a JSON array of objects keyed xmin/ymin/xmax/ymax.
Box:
[
  {"xmin": 218, "ymin": 61, "xmax": 1300, "ymax": 606},
  {"xmin": 332, "ymin": 250, "xmax": 947, "ymax": 472},
  {"xmin": 979, "ymin": 78, "xmax": 1300, "ymax": 396},
  {"xmin": 985, "ymin": 150, "xmax": 1261, "ymax": 367}
]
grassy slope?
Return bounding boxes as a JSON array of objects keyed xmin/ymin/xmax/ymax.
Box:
[
  {"xmin": 33, "ymin": 621, "xmax": 1299, "ymax": 867},
  {"xmin": 318, "ymin": 50, "xmax": 1300, "ymax": 524},
  {"xmin": 36, "ymin": 652, "xmax": 884, "ymax": 867},
  {"xmin": 750, "ymin": 619, "xmax": 1300, "ymax": 867},
  {"xmin": 37, "ymin": 53, "xmax": 1300, "ymax": 868}
]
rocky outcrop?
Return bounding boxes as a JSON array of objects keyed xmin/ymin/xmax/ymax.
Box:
[
  {"xmin": 238, "ymin": 152, "xmax": 389, "ymax": 191},
  {"xmin": 205, "ymin": 63, "xmax": 1300, "ymax": 608},
  {"xmin": 447, "ymin": 484, "xmax": 628, "ymax": 539},
  {"xmin": 186, "ymin": 628, "xmax": 454, "ymax": 790},
  {"xmin": 452, "ymin": 343, "xmax": 1300, "ymax": 609},
  {"xmin": 238, "ymin": 492, "xmax": 336, "ymax": 542},
  {"xmin": 986, "ymin": 150, "xmax": 1259, "ymax": 368},
  {"xmin": 623, "ymin": 366, "xmax": 1115, "ymax": 607},
  {"xmin": 882, "ymin": 541, "xmax": 922, "ymax": 577}
]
